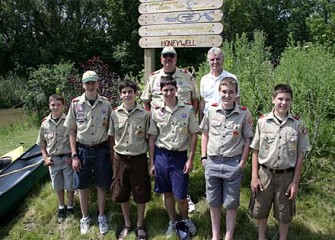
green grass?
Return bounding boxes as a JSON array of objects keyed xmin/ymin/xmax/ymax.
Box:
[
  {"xmin": 0, "ymin": 123, "xmax": 39, "ymax": 155},
  {"xmin": 0, "ymin": 124, "xmax": 334, "ymax": 239}
]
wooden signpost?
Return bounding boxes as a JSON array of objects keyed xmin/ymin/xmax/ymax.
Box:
[
  {"xmin": 139, "ymin": 35, "xmax": 223, "ymax": 48},
  {"xmin": 139, "ymin": 23, "xmax": 223, "ymax": 36},
  {"xmin": 139, "ymin": 0, "xmax": 223, "ymax": 14},
  {"xmin": 138, "ymin": 0, "xmax": 224, "ymax": 78},
  {"xmin": 138, "ymin": 9, "xmax": 223, "ymax": 25}
]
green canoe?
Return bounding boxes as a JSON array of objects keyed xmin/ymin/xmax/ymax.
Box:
[{"xmin": 0, "ymin": 144, "xmax": 48, "ymax": 218}]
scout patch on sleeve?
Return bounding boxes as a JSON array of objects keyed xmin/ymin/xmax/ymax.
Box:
[
  {"xmin": 299, "ymin": 124, "xmax": 308, "ymax": 135},
  {"xmin": 247, "ymin": 113, "xmax": 253, "ymax": 126}
]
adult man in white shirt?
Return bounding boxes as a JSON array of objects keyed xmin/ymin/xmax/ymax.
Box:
[{"xmin": 199, "ymin": 47, "xmax": 240, "ymax": 121}]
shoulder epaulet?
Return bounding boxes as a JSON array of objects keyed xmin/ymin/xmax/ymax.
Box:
[
  {"xmin": 293, "ymin": 115, "xmax": 300, "ymax": 120},
  {"xmin": 41, "ymin": 117, "xmax": 46, "ymax": 122},
  {"xmin": 259, "ymin": 114, "xmax": 266, "ymax": 119},
  {"xmin": 184, "ymin": 102, "xmax": 192, "ymax": 105},
  {"xmin": 101, "ymin": 96, "xmax": 109, "ymax": 101},
  {"xmin": 240, "ymin": 106, "xmax": 247, "ymax": 111},
  {"xmin": 154, "ymin": 105, "xmax": 160, "ymax": 109},
  {"xmin": 72, "ymin": 97, "xmax": 79, "ymax": 102},
  {"xmin": 211, "ymin": 103, "xmax": 219, "ymax": 107}
]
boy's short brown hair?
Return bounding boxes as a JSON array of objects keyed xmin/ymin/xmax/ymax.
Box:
[
  {"xmin": 160, "ymin": 75, "xmax": 177, "ymax": 90},
  {"xmin": 119, "ymin": 80, "xmax": 138, "ymax": 93},
  {"xmin": 49, "ymin": 94, "xmax": 64, "ymax": 105},
  {"xmin": 272, "ymin": 84, "xmax": 293, "ymax": 99},
  {"xmin": 219, "ymin": 77, "xmax": 238, "ymax": 93}
]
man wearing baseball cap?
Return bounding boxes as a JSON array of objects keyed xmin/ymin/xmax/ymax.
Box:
[
  {"xmin": 141, "ymin": 47, "xmax": 199, "ymax": 113},
  {"xmin": 64, "ymin": 70, "xmax": 112, "ymax": 235}
]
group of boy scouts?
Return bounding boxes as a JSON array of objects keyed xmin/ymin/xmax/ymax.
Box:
[{"xmin": 36, "ymin": 46, "xmax": 310, "ymax": 240}]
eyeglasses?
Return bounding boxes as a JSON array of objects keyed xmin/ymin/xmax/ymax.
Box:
[{"xmin": 162, "ymin": 53, "xmax": 176, "ymax": 59}]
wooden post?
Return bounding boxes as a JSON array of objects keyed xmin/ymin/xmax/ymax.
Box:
[{"xmin": 144, "ymin": 48, "xmax": 155, "ymax": 80}]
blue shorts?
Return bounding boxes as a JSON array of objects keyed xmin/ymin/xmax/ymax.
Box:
[
  {"xmin": 204, "ymin": 155, "xmax": 242, "ymax": 209},
  {"xmin": 74, "ymin": 145, "xmax": 112, "ymax": 189},
  {"xmin": 154, "ymin": 147, "xmax": 188, "ymax": 200}
]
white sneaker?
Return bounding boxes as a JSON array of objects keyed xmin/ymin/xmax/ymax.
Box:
[
  {"xmin": 80, "ymin": 216, "xmax": 91, "ymax": 234},
  {"xmin": 165, "ymin": 220, "xmax": 176, "ymax": 238},
  {"xmin": 183, "ymin": 218, "xmax": 197, "ymax": 236},
  {"xmin": 187, "ymin": 195, "xmax": 196, "ymax": 213},
  {"xmin": 98, "ymin": 215, "xmax": 109, "ymax": 234}
]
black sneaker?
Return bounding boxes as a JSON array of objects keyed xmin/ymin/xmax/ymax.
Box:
[
  {"xmin": 66, "ymin": 206, "xmax": 74, "ymax": 214},
  {"xmin": 57, "ymin": 208, "xmax": 66, "ymax": 223}
]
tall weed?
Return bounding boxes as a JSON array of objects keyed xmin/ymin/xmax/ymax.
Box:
[{"xmin": 274, "ymin": 41, "xmax": 335, "ymax": 158}]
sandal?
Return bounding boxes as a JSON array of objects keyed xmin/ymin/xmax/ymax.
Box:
[
  {"xmin": 118, "ymin": 226, "xmax": 132, "ymax": 240},
  {"xmin": 135, "ymin": 226, "xmax": 147, "ymax": 240}
]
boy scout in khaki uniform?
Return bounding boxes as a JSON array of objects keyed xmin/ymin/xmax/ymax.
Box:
[
  {"xmin": 141, "ymin": 47, "xmax": 199, "ymax": 213},
  {"xmin": 108, "ymin": 80, "xmax": 151, "ymax": 240},
  {"xmin": 200, "ymin": 77, "xmax": 253, "ymax": 240},
  {"xmin": 141, "ymin": 47, "xmax": 199, "ymax": 112},
  {"xmin": 64, "ymin": 70, "xmax": 112, "ymax": 235},
  {"xmin": 36, "ymin": 94, "xmax": 74, "ymax": 223},
  {"xmin": 148, "ymin": 76, "xmax": 200, "ymax": 238},
  {"xmin": 250, "ymin": 84, "xmax": 310, "ymax": 240}
]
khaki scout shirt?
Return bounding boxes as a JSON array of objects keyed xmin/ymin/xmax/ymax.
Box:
[
  {"xmin": 108, "ymin": 103, "xmax": 150, "ymax": 156},
  {"xmin": 148, "ymin": 99, "xmax": 200, "ymax": 151},
  {"xmin": 200, "ymin": 104, "xmax": 253, "ymax": 157},
  {"xmin": 250, "ymin": 110, "xmax": 310, "ymax": 169},
  {"xmin": 141, "ymin": 67, "xmax": 199, "ymax": 108},
  {"xmin": 36, "ymin": 113, "xmax": 71, "ymax": 155},
  {"xmin": 64, "ymin": 93, "xmax": 111, "ymax": 146}
]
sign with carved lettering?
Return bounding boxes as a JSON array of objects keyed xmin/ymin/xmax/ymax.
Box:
[
  {"xmin": 139, "ymin": 0, "xmax": 224, "ymax": 78},
  {"xmin": 139, "ymin": 0, "xmax": 223, "ymax": 14},
  {"xmin": 139, "ymin": 23, "xmax": 223, "ymax": 37},
  {"xmin": 139, "ymin": 35, "xmax": 223, "ymax": 48},
  {"xmin": 138, "ymin": 9, "xmax": 223, "ymax": 25}
]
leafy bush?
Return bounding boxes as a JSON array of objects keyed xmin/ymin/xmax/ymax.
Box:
[
  {"xmin": 22, "ymin": 62, "xmax": 76, "ymax": 120},
  {"xmin": 274, "ymin": 40, "xmax": 335, "ymax": 159}
]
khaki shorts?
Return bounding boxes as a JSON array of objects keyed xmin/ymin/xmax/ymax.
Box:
[
  {"xmin": 49, "ymin": 155, "xmax": 74, "ymax": 191},
  {"xmin": 250, "ymin": 167, "xmax": 296, "ymax": 224}
]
